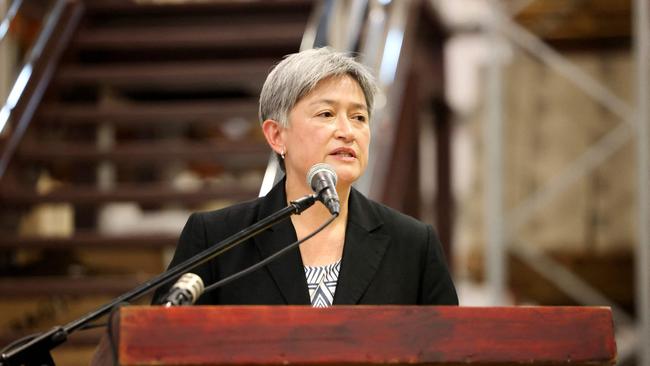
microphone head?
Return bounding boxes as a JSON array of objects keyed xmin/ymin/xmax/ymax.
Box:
[
  {"xmin": 164, "ymin": 273, "xmax": 205, "ymax": 306},
  {"xmin": 306, "ymin": 163, "xmax": 340, "ymax": 215},
  {"xmin": 177, "ymin": 273, "xmax": 205, "ymax": 300},
  {"xmin": 307, "ymin": 163, "xmax": 337, "ymax": 191}
]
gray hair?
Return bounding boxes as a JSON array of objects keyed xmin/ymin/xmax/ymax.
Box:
[{"xmin": 259, "ymin": 47, "xmax": 377, "ymax": 127}]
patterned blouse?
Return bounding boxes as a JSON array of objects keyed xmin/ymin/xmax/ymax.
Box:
[{"xmin": 304, "ymin": 259, "xmax": 341, "ymax": 307}]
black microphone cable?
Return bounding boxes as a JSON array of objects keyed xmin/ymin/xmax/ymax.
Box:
[{"xmin": 202, "ymin": 212, "xmax": 338, "ymax": 295}]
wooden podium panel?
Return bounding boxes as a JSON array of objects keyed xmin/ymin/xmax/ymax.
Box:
[{"xmin": 111, "ymin": 306, "xmax": 616, "ymax": 366}]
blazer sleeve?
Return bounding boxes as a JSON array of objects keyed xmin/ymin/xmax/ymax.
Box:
[
  {"xmin": 151, "ymin": 212, "xmax": 217, "ymax": 305},
  {"xmin": 419, "ymin": 225, "xmax": 459, "ymax": 305}
]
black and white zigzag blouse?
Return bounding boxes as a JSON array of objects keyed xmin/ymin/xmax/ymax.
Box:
[{"xmin": 304, "ymin": 259, "xmax": 341, "ymax": 307}]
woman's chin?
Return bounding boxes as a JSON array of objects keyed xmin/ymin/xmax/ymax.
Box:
[{"xmin": 333, "ymin": 169, "xmax": 363, "ymax": 188}]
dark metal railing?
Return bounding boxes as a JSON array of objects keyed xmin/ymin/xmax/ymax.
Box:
[
  {"xmin": 0, "ymin": 0, "xmax": 24, "ymax": 43},
  {"xmin": 0, "ymin": 0, "xmax": 84, "ymax": 181}
]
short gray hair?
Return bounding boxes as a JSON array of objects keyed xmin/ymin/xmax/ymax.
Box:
[{"xmin": 259, "ymin": 47, "xmax": 377, "ymax": 127}]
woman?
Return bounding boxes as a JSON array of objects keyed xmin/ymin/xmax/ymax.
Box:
[{"xmin": 154, "ymin": 48, "xmax": 458, "ymax": 306}]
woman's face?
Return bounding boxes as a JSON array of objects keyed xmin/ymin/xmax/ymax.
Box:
[{"xmin": 282, "ymin": 75, "xmax": 370, "ymax": 188}]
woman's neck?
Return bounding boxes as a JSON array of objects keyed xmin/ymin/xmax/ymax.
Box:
[
  {"xmin": 285, "ymin": 172, "xmax": 350, "ymax": 267},
  {"xmin": 284, "ymin": 172, "xmax": 350, "ymax": 230}
]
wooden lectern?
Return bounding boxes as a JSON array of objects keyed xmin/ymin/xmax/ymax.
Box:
[{"xmin": 96, "ymin": 306, "xmax": 616, "ymax": 366}]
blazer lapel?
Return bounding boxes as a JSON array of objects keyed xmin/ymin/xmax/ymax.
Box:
[
  {"xmin": 334, "ymin": 189, "xmax": 390, "ymax": 305},
  {"xmin": 253, "ymin": 180, "xmax": 310, "ymax": 305}
]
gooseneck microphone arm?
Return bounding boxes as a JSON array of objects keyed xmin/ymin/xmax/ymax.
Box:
[{"xmin": 0, "ymin": 194, "xmax": 318, "ymax": 366}]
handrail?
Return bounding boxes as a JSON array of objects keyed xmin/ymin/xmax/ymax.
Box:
[
  {"xmin": 0, "ymin": 0, "xmax": 84, "ymax": 181},
  {"xmin": 0, "ymin": 0, "xmax": 24, "ymax": 43},
  {"xmin": 354, "ymin": 0, "xmax": 412, "ymax": 199},
  {"xmin": 0, "ymin": 0, "xmax": 65, "ymax": 135},
  {"xmin": 299, "ymin": 0, "xmax": 327, "ymax": 51}
]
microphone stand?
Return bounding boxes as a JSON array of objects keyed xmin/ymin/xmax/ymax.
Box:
[{"xmin": 0, "ymin": 194, "xmax": 317, "ymax": 366}]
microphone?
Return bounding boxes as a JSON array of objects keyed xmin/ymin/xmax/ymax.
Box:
[
  {"xmin": 160, "ymin": 273, "xmax": 204, "ymax": 306},
  {"xmin": 307, "ymin": 163, "xmax": 340, "ymax": 215}
]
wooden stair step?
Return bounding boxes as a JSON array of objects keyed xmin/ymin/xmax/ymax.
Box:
[
  {"xmin": 55, "ymin": 60, "xmax": 274, "ymax": 90},
  {"xmin": 0, "ymin": 233, "xmax": 178, "ymax": 249},
  {"xmin": 74, "ymin": 23, "xmax": 304, "ymax": 50},
  {"xmin": 16, "ymin": 141, "xmax": 270, "ymax": 165},
  {"xmin": 38, "ymin": 100, "xmax": 258, "ymax": 124},
  {"xmin": 84, "ymin": 0, "xmax": 312, "ymax": 15},
  {"xmin": 0, "ymin": 184, "xmax": 260, "ymax": 205},
  {"xmin": 0, "ymin": 276, "xmax": 150, "ymax": 297}
]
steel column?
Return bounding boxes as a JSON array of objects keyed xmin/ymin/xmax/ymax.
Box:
[
  {"xmin": 484, "ymin": 3, "xmax": 506, "ymax": 305},
  {"xmin": 634, "ymin": 0, "xmax": 650, "ymax": 365}
]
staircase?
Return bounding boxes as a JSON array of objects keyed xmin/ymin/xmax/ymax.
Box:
[{"xmin": 0, "ymin": 0, "xmax": 312, "ymax": 361}]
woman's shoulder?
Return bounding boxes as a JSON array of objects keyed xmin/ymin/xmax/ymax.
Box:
[
  {"xmin": 349, "ymin": 190, "xmax": 445, "ymax": 273},
  {"xmin": 371, "ymin": 200, "xmax": 427, "ymax": 228},
  {"xmin": 190, "ymin": 195, "xmax": 265, "ymax": 228},
  {"xmin": 192, "ymin": 179, "xmax": 288, "ymax": 225},
  {"xmin": 349, "ymin": 189, "xmax": 432, "ymax": 239}
]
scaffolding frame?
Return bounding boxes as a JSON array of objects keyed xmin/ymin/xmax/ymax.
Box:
[
  {"xmin": 483, "ymin": 2, "xmax": 649, "ymax": 365},
  {"xmin": 633, "ymin": 2, "xmax": 650, "ymax": 366}
]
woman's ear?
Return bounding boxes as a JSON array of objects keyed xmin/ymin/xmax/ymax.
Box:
[{"xmin": 261, "ymin": 119, "xmax": 285, "ymax": 155}]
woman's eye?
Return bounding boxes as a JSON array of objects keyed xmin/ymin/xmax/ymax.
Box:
[
  {"xmin": 318, "ymin": 111, "xmax": 334, "ymax": 118},
  {"xmin": 353, "ymin": 115, "xmax": 367, "ymax": 122}
]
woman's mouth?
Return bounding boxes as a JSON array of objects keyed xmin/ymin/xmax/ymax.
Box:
[{"xmin": 329, "ymin": 148, "xmax": 356, "ymax": 159}]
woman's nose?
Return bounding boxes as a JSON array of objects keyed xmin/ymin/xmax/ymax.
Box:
[{"xmin": 334, "ymin": 115, "xmax": 354, "ymax": 140}]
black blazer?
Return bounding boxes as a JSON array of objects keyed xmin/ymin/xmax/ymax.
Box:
[{"xmin": 153, "ymin": 181, "xmax": 458, "ymax": 305}]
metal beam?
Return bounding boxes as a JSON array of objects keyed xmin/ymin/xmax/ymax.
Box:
[
  {"xmin": 510, "ymin": 245, "xmax": 633, "ymax": 326},
  {"xmin": 634, "ymin": 0, "xmax": 650, "ymax": 365},
  {"xmin": 496, "ymin": 13, "xmax": 633, "ymax": 123},
  {"xmin": 484, "ymin": 2, "xmax": 506, "ymax": 306},
  {"xmin": 487, "ymin": 2, "xmax": 639, "ymax": 360},
  {"xmin": 507, "ymin": 122, "xmax": 632, "ymax": 235},
  {"xmin": 495, "ymin": 10, "xmax": 636, "ymax": 233}
]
